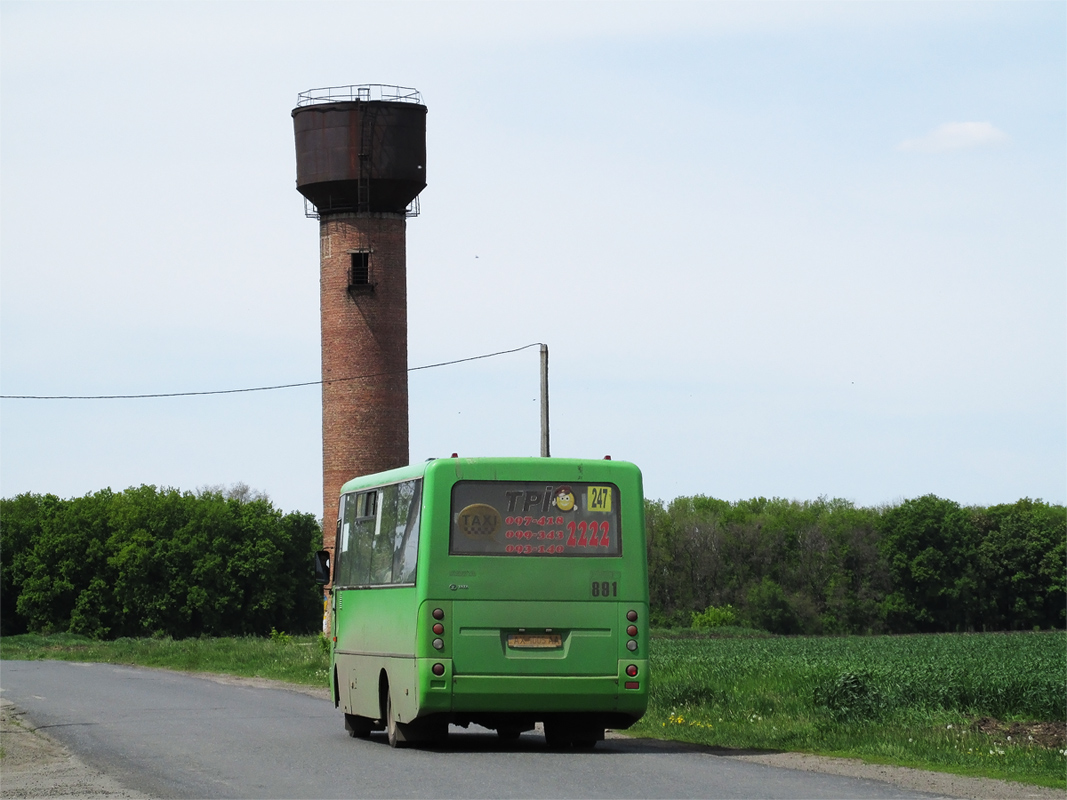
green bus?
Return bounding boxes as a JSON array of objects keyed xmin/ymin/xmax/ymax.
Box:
[{"xmin": 316, "ymin": 456, "xmax": 649, "ymax": 748}]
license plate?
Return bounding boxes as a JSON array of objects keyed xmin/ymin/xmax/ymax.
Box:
[{"xmin": 507, "ymin": 633, "xmax": 562, "ymax": 649}]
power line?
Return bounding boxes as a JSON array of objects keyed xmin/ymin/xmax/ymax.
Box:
[{"xmin": 0, "ymin": 343, "xmax": 544, "ymax": 400}]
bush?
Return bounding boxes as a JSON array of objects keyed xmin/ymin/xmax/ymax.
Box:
[
  {"xmin": 691, "ymin": 604, "xmax": 738, "ymax": 629},
  {"xmin": 269, "ymin": 627, "xmax": 293, "ymax": 644}
]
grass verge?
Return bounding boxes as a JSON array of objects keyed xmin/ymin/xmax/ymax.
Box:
[{"xmin": 0, "ymin": 632, "xmax": 331, "ymax": 688}]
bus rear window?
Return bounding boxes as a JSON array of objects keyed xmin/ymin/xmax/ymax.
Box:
[{"xmin": 450, "ymin": 481, "xmax": 621, "ymax": 556}]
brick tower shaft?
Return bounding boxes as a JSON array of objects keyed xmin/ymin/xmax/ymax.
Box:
[{"xmin": 319, "ymin": 213, "xmax": 409, "ymax": 550}]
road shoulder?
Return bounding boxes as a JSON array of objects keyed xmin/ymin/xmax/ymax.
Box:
[
  {"xmin": 0, "ymin": 697, "xmax": 153, "ymax": 799},
  {"xmin": 722, "ymin": 750, "xmax": 1062, "ymax": 800}
]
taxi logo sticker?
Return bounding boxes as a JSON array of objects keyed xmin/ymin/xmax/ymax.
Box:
[{"xmin": 456, "ymin": 504, "xmax": 501, "ymax": 539}]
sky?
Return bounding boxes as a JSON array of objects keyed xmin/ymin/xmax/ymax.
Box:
[{"xmin": 1, "ymin": 1, "xmax": 1064, "ymax": 518}]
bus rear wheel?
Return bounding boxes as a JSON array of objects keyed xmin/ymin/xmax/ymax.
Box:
[
  {"xmin": 386, "ymin": 692, "xmax": 407, "ymax": 748},
  {"xmin": 573, "ymin": 726, "xmax": 604, "ymax": 749},
  {"xmin": 544, "ymin": 722, "xmax": 602, "ymax": 749},
  {"xmin": 543, "ymin": 722, "xmax": 571, "ymax": 749}
]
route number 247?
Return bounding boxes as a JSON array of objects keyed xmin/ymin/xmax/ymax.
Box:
[
  {"xmin": 591, "ymin": 581, "xmax": 618, "ymax": 598},
  {"xmin": 588, "ymin": 486, "xmax": 612, "ymax": 512}
]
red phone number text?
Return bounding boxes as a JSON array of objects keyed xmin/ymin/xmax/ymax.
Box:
[{"xmin": 503, "ymin": 519, "xmax": 612, "ymax": 553}]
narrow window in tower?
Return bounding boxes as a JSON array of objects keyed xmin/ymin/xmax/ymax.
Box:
[
  {"xmin": 350, "ymin": 252, "xmax": 370, "ymax": 285},
  {"xmin": 347, "ymin": 252, "xmax": 373, "ymax": 298}
]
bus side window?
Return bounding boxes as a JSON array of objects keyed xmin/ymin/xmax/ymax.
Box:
[
  {"xmin": 389, "ymin": 480, "xmax": 421, "ymax": 584},
  {"xmin": 335, "ymin": 492, "xmax": 357, "ymax": 587},
  {"xmin": 351, "ymin": 491, "xmax": 378, "ymax": 585},
  {"xmin": 368, "ymin": 486, "xmax": 393, "ymax": 585},
  {"xmin": 338, "ymin": 482, "xmax": 420, "ymax": 587}
]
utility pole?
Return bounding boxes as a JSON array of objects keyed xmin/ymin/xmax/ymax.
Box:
[{"xmin": 540, "ymin": 344, "xmax": 550, "ymax": 457}]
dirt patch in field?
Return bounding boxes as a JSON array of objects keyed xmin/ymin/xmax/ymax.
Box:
[{"xmin": 971, "ymin": 717, "xmax": 1066, "ymax": 750}]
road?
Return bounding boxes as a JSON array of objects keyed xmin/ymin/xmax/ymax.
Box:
[{"xmin": 0, "ymin": 660, "xmax": 958, "ymax": 799}]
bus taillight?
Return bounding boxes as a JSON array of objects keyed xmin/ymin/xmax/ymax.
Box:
[
  {"xmin": 626, "ymin": 665, "xmax": 638, "ymax": 677},
  {"xmin": 432, "ymin": 638, "xmax": 444, "ymax": 650},
  {"xmin": 432, "ymin": 608, "xmax": 445, "ymax": 620},
  {"xmin": 432, "ymin": 623, "xmax": 444, "ymax": 635},
  {"xmin": 432, "ymin": 663, "xmax": 445, "ymax": 676},
  {"xmin": 626, "ymin": 610, "xmax": 638, "ymax": 622}
]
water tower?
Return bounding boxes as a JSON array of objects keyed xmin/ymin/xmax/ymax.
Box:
[{"xmin": 292, "ymin": 84, "xmax": 427, "ymax": 556}]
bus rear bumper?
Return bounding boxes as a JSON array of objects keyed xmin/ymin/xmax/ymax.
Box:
[
  {"xmin": 455, "ymin": 675, "xmax": 645, "ymax": 711},
  {"xmin": 416, "ymin": 659, "xmax": 648, "ymax": 719}
]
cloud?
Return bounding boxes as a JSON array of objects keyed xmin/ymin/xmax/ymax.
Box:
[{"xmin": 897, "ymin": 122, "xmax": 1009, "ymax": 153}]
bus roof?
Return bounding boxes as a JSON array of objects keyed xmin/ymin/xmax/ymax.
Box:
[{"xmin": 337, "ymin": 456, "xmax": 640, "ymax": 495}]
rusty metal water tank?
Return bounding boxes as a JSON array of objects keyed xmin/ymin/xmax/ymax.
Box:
[{"xmin": 292, "ymin": 84, "xmax": 426, "ymax": 215}]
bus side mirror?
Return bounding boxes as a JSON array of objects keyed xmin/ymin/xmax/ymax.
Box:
[{"xmin": 314, "ymin": 550, "xmax": 331, "ymax": 585}]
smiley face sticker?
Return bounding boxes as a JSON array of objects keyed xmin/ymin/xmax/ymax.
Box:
[{"xmin": 553, "ymin": 486, "xmax": 576, "ymax": 513}]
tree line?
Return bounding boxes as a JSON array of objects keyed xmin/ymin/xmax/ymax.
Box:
[
  {"xmin": 1, "ymin": 486, "xmax": 323, "ymax": 638},
  {"xmin": 646, "ymin": 494, "xmax": 1065, "ymax": 634},
  {"xmin": 2, "ymin": 486, "xmax": 1062, "ymax": 640}
]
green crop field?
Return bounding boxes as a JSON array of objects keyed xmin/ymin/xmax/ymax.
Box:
[{"xmin": 632, "ymin": 629, "xmax": 1066, "ymax": 789}]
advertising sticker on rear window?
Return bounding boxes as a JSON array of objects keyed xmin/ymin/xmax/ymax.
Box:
[{"xmin": 450, "ymin": 481, "xmax": 621, "ymax": 557}]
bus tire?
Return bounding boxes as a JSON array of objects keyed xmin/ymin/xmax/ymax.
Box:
[
  {"xmin": 543, "ymin": 722, "xmax": 571, "ymax": 749},
  {"xmin": 417, "ymin": 717, "xmax": 449, "ymax": 746},
  {"xmin": 573, "ymin": 726, "xmax": 603, "ymax": 749},
  {"xmin": 386, "ymin": 692, "xmax": 407, "ymax": 748},
  {"xmin": 497, "ymin": 727, "xmax": 522, "ymax": 741},
  {"xmin": 345, "ymin": 713, "xmax": 373, "ymax": 739}
]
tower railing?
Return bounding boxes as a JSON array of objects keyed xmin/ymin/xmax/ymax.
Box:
[
  {"xmin": 303, "ymin": 195, "xmax": 420, "ymax": 220},
  {"xmin": 297, "ymin": 84, "xmax": 423, "ymax": 106}
]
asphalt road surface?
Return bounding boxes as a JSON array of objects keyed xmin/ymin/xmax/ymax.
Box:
[{"xmin": 0, "ymin": 660, "xmax": 954, "ymax": 799}]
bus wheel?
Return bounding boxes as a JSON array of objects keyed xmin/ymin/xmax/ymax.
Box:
[
  {"xmin": 543, "ymin": 722, "xmax": 571, "ymax": 749},
  {"xmin": 497, "ymin": 727, "xmax": 522, "ymax": 741},
  {"xmin": 345, "ymin": 713, "xmax": 372, "ymax": 739},
  {"xmin": 386, "ymin": 692, "xmax": 407, "ymax": 748},
  {"xmin": 572, "ymin": 726, "xmax": 603, "ymax": 749},
  {"xmin": 419, "ymin": 718, "xmax": 449, "ymax": 746}
]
